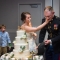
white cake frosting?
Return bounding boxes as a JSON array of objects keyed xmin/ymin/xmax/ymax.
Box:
[
  {"xmin": 14, "ymin": 43, "xmax": 28, "ymax": 50},
  {"xmin": 15, "ymin": 36, "xmax": 27, "ymax": 43},
  {"xmin": 16, "ymin": 30, "xmax": 26, "ymax": 37},
  {"xmin": 13, "ymin": 30, "xmax": 31, "ymax": 59},
  {"xmin": 13, "ymin": 49, "xmax": 30, "ymax": 59}
]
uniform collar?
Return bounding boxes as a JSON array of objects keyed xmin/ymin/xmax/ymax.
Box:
[
  {"xmin": 52, "ymin": 15, "xmax": 56, "ymax": 20},
  {"xmin": 50, "ymin": 15, "xmax": 56, "ymax": 22}
]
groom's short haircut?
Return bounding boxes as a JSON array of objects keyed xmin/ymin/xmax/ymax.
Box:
[{"xmin": 44, "ymin": 6, "xmax": 53, "ymax": 11}]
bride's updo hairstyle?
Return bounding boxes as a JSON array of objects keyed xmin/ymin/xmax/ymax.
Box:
[{"xmin": 21, "ymin": 12, "xmax": 31, "ymax": 22}]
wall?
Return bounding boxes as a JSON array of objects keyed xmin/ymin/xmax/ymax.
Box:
[
  {"xmin": 59, "ymin": 0, "xmax": 60, "ymax": 17},
  {"xmin": 53, "ymin": 0, "xmax": 59, "ymax": 17},
  {"xmin": 45, "ymin": 0, "xmax": 52, "ymax": 7},
  {"xmin": 0, "ymin": 0, "xmax": 45, "ymax": 30}
]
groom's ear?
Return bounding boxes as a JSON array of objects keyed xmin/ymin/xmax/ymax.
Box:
[{"xmin": 52, "ymin": 11, "xmax": 55, "ymax": 14}]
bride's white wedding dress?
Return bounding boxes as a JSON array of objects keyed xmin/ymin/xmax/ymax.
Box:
[{"xmin": 26, "ymin": 32, "xmax": 38, "ymax": 54}]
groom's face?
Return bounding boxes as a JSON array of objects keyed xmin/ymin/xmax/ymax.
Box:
[{"xmin": 44, "ymin": 9, "xmax": 54, "ymax": 21}]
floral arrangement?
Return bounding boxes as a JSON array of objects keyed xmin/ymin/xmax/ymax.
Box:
[
  {"xmin": 0, "ymin": 52, "xmax": 15, "ymax": 60},
  {"xmin": 19, "ymin": 46, "xmax": 25, "ymax": 53},
  {"xmin": 1, "ymin": 53, "xmax": 43, "ymax": 60},
  {"xmin": 20, "ymin": 31, "xmax": 27, "ymax": 39}
]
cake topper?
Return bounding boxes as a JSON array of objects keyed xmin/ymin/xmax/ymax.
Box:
[{"xmin": 18, "ymin": 26, "xmax": 21, "ymax": 30}]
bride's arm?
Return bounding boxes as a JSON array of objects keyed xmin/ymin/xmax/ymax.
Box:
[
  {"xmin": 29, "ymin": 21, "xmax": 37, "ymax": 37},
  {"xmin": 30, "ymin": 32, "xmax": 37, "ymax": 39},
  {"xmin": 24, "ymin": 20, "xmax": 49, "ymax": 32}
]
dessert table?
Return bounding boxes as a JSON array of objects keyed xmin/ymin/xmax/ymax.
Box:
[{"xmin": 0, "ymin": 52, "xmax": 44, "ymax": 60}]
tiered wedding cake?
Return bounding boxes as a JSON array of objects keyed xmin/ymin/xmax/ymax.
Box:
[{"xmin": 13, "ymin": 29, "xmax": 31, "ymax": 59}]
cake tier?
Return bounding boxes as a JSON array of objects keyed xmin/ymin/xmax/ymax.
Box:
[
  {"xmin": 15, "ymin": 37, "xmax": 27, "ymax": 43},
  {"xmin": 16, "ymin": 30, "xmax": 25, "ymax": 37},
  {"xmin": 13, "ymin": 49, "xmax": 30, "ymax": 59},
  {"xmin": 14, "ymin": 43, "xmax": 29, "ymax": 50}
]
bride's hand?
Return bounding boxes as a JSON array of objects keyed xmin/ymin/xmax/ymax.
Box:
[
  {"xmin": 35, "ymin": 46, "xmax": 38, "ymax": 49},
  {"xmin": 33, "ymin": 33, "xmax": 37, "ymax": 37},
  {"xmin": 33, "ymin": 33, "xmax": 37, "ymax": 39},
  {"xmin": 45, "ymin": 19, "xmax": 50, "ymax": 23},
  {"xmin": 35, "ymin": 43, "xmax": 40, "ymax": 49}
]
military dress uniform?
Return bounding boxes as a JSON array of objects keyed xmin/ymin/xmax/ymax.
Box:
[{"xmin": 39, "ymin": 15, "xmax": 60, "ymax": 60}]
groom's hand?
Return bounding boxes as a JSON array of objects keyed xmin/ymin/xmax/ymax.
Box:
[{"xmin": 44, "ymin": 40, "xmax": 51, "ymax": 45}]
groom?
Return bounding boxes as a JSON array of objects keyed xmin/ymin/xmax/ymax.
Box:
[{"xmin": 38, "ymin": 6, "xmax": 60, "ymax": 60}]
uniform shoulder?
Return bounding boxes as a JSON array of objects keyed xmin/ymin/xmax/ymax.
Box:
[
  {"xmin": 42, "ymin": 17, "xmax": 45, "ymax": 20},
  {"xmin": 42, "ymin": 17, "xmax": 45, "ymax": 22},
  {"xmin": 55, "ymin": 16, "xmax": 60, "ymax": 20}
]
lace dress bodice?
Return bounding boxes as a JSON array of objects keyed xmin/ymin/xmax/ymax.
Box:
[
  {"xmin": 26, "ymin": 32, "xmax": 38, "ymax": 54},
  {"xmin": 26, "ymin": 33, "xmax": 33, "ymax": 40}
]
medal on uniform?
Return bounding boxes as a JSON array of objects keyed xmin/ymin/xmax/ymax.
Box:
[
  {"xmin": 48, "ymin": 26, "xmax": 51, "ymax": 29},
  {"xmin": 54, "ymin": 24, "xmax": 58, "ymax": 30},
  {"xmin": 48, "ymin": 26, "xmax": 50, "ymax": 29}
]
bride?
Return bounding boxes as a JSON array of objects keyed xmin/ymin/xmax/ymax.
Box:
[{"xmin": 21, "ymin": 12, "xmax": 49, "ymax": 54}]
